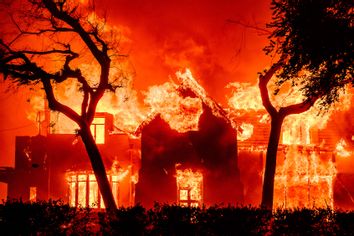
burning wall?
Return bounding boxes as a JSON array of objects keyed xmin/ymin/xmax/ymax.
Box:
[
  {"xmin": 1, "ymin": 117, "xmax": 140, "ymax": 208},
  {"xmin": 231, "ymin": 82, "xmax": 353, "ymax": 209}
]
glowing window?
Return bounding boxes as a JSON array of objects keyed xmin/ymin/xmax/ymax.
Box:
[
  {"xmin": 77, "ymin": 175, "xmax": 87, "ymax": 207},
  {"xmin": 179, "ymin": 189, "xmax": 188, "ymax": 201},
  {"xmin": 66, "ymin": 170, "xmax": 132, "ymax": 209},
  {"xmin": 90, "ymin": 117, "xmax": 105, "ymax": 144},
  {"xmin": 176, "ymin": 169, "xmax": 203, "ymax": 207},
  {"xmin": 29, "ymin": 187, "xmax": 37, "ymax": 202},
  {"xmin": 88, "ymin": 174, "xmax": 99, "ymax": 208},
  {"xmin": 69, "ymin": 176, "xmax": 76, "ymax": 207}
]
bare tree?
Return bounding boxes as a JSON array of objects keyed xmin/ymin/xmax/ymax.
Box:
[{"xmin": 0, "ymin": 0, "xmax": 127, "ymax": 211}]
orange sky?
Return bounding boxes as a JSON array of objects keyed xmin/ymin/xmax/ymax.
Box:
[
  {"xmin": 102, "ymin": 0, "xmax": 272, "ymax": 101},
  {"xmin": 0, "ymin": 0, "xmax": 272, "ymax": 198}
]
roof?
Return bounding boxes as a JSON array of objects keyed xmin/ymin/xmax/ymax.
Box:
[{"xmin": 133, "ymin": 69, "xmax": 236, "ymax": 137}]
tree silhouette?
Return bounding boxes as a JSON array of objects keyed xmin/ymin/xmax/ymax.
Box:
[
  {"xmin": 0, "ymin": 0, "xmax": 129, "ymax": 211},
  {"xmin": 260, "ymin": 0, "xmax": 353, "ymax": 209}
]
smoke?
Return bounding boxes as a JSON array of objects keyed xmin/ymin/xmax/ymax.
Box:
[{"xmin": 99, "ymin": 0, "xmax": 272, "ymax": 104}]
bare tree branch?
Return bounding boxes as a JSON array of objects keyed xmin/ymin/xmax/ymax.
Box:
[
  {"xmin": 226, "ymin": 19, "xmax": 271, "ymax": 35},
  {"xmin": 279, "ymin": 96, "xmax": 319, "ymax": 117},
  {"xmin": 258, "ymin": 62, "xmax": 282, "ymax": 117},
  {"xmin": 43, "ymin": 0, "xmax": 108, "ymax": 66},
  {"xmin": 41, "ymin": 77, "xmax": 82, "ymax": 124},
  {"xmin": 18, "ymin": 49, "xmax": 76, "ymax": 55}
]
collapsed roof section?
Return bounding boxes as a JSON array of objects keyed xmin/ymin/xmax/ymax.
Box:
[{"xmin": 134, "ymin": 69, "xmax": 236, "ymax": 137}]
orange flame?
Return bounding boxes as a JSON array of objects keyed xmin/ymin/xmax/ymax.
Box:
[
  {"xmin": 274, "ymin": 146, "xmax": 336, "ymax": 209},
  {"xmin": 66, "ymin": 165, "xmax": 132, "ymax": 208},
  {"xmin": 228, "ymin": 81, "xmax": 352, "ymax": 209},
  {"xmin": 336, "ymin": 139, "xmax": 351, "ymax": 158},
  {"xmin": 238, "ymin": 123, "xmax": 254, "ymax": 141},
  {"xmin": 176, "ymin": 167, "xmax": 203, "ymax": 207},
  {"xmin": 144, "ymin": 81, "xmax": 203, "ymax": 132}
]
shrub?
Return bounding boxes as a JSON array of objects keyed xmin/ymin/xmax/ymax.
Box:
[{"xmin": 1, "ymin": 200, "xmax": 354, "ymax": 235}]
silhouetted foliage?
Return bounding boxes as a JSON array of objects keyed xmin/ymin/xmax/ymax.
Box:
[
  {"xmin": 259, "ymin": 0, "xmax": 353, "ymax": 210},
  {"xmin": 3, "ymin": 201, "xmax": 354, "ymax": 235},
  {"xmin": 99, "ymin": 204, "xmax": 148, "ymax": 236},
  {"xmin": 272, "ymin": 208, "xmax": 337, "ymax": 235},
  {"xmin": 267, "ymin": 0, "xmax": 354, "ymax": 107}
]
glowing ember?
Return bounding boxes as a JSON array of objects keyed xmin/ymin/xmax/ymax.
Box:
[
  {"xmin": 176, "ymin": 168, "xmax": 203, "ymax": 207},
  {"xmin": 336, "ymin": 139, "xmax": 351, "ymax": 158}
]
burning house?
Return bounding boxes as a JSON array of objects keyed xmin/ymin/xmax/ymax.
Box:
[
  {"xmin": 133, "ymin": 70, "xmax": 244, "ymax": 207},
  {"xmin": 0, "ymin": 113, "xmax": 140, "ymax": 208},
  {"xmin": 135, "ymin": 104, "xmax": 243, "ymax": 208},
  {"xmin": 0, "ymin": 70, "xmax": 244, "ymax": 208},
  {"xmin": 231, "ymin": 83, "xmax": 354, "ymax": 209},
  {"xmin": 1, "ymin": 70, "xmax": 354, "ymax": 210}
]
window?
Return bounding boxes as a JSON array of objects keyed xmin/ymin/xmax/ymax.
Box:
[
  {"xmin": 29, "ymin": 186, "xmax": 37, "ymax": 202},
  {"xmin": 176, "ymin": 169, "xmax": 203, "ymax": 207},
  {"xmin": 66, "ymin": 169, "xmax": 132, "ymax": 208},
  {"xmin": 90, "ymin": 117, "xmax": 105, "ymax": 144}
]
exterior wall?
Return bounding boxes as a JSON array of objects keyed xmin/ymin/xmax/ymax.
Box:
[
  {"xmin": 6, "ymin": 136, "xmax": 49, "ymax": 201},
  {"xmin": 237, "ymin": 110, "xmax": 354, "ymax": 208},
  {"xmin": 1, "ymin": 131, "xmax": 138, "ymax": 205},
  {"xmin": 136, "ymin": 107, "xmax": 244, "ymax": 208}
]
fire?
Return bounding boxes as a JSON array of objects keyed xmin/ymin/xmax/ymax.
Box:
[
  {"xmin": 227, "ymin": 82, "xmax": 264, "ymax": 114},
  {"xmin": 143, "ymin": 81, "xmax": 203, "ymax": 132},
  {"xmin": 25, "ymin": 58, "xmax": 353, "ymax": 210},
  {"xmin": 66, "ymin": 165, "xmax": 133, "ymax": 208},
  {"xmin": 238, "ymin": 122, "xmax": 254, "ymax": 141},
  {"xmin": 228, "ymin": 81, "xmax": 351, "ymax": 209},
  {"xmin": 176, "ymin": 167, "xmax": 203, "ymax": 207},
  {"xmin": 29, "ymin": 68, "xmax": 230, "ymax": 135},
  {"xmin": 336, "ymin": 139, "xmax": 351, "ymax": 158},
  {"xmin": 274, "ymin": 146, "xmax": 336, "ymax": 209},
  {"xmin": 272, "ymin": 88, "xmax": 350, "ymax": 209}
]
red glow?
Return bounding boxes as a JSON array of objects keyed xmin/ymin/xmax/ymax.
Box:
[{"xmin": 1, "ymin": 0, "xmax": 353, "ymax": 210}]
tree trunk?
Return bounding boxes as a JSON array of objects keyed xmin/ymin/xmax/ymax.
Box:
[
  {"xmin": 79, "ymin": 123, "xmax": 117, "ymax": 211},
  {"xmin": 261, "ymin": 114, "xmax": 284, "ymax": 210}
]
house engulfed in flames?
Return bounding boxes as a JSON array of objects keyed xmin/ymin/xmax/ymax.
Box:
[
  {"xmin": 230, "ymin": 82, "xmax": 354, "ymax": 209},
  {"xmin": 1, "ymin": 70, "xmax": 354, "ymax": 210},
  {"xmin": 0, "ymin": 113, "xmax": 140, "ymax": 208},
  {"xmin": 0, "ymin": 70, "xmax": 244, "ymax": 208}
]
